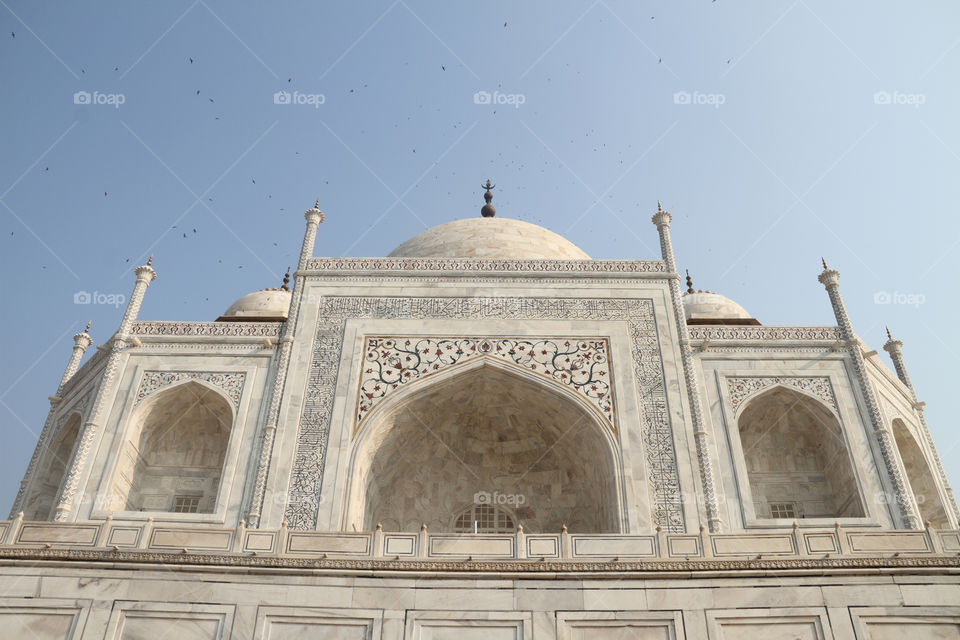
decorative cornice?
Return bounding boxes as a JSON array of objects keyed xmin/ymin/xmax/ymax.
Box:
[
  {"xmin": 130, "ymin": 321, "xmax": 283, "ymax": 337},
  {"xmin": 305, "ymin": 257, "xmax": 666, "ymax": 274},
  {"xmin": 0, "ymin": 547, "xmax": 957, "ymax": 575},
  {"xmin": 689, "ymin": 326, "xmax": 842, "ymax": 342}
]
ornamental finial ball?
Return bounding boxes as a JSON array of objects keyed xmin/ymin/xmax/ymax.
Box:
[
  {"xmin": 147, "ymin": 255, "xmax": 153, "ymax": 267},
  {"xmin": 821, "ymin": 257, "xmax": 828, "ymax": 270},
  {"xmin": 281, "ymin": 267, "xmax": 291, "ymax": 291},
  {"xmin": 657, "ymin": 200, "xmax": 663, "ymax": 212},
  {"xmin": 480, "ymin": 179, "xmax": 496, "ymax": 217},
  {"xmin": 685, "ymin": 269, "xmax": 695, "ymax": 294},
  {"xmin": 886, "ymin": 326, "xmax": 893, "ymax": 340},
  {"xmin": 83, "ymin": 320, "xmax": 91, "ymax": 333},
  {"xmin": 314, "ymin": 199, "xmax": 319, "ymax": 210}
]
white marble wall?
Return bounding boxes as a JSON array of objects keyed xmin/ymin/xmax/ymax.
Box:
[{"xmin": 0, "ymin": 563, "xmax": 957, "ymax": 639}]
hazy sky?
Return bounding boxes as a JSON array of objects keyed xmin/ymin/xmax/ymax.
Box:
[{"xmin": 2, "ymin": 1, "xmax": 959, "ymax": 515}]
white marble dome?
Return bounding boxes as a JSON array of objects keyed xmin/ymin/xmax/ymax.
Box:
[
  {"xmin": 218, "ymin": 288, "xmax": 291, "ymax": 321},
  {"xmin": 682, "ymin": 290, "xmax": 753, "ymax": 322},
  {"xmin": 388, "ymin": 217, "xmax": 591, "ymax": 260}
]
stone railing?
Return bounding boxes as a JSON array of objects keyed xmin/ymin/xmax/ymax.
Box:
[{"xmin": 1, "ymin": 518, "xmax": 957, "ymax": 561}]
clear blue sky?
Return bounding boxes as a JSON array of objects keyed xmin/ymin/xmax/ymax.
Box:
[{"xmin": 2, "ymin": 1, "xmax": 959, "ymax": 516}]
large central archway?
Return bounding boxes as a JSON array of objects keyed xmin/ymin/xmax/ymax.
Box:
[{"xmin": 346, "ymin": 359, "xmax": 623, "ymax": 533}]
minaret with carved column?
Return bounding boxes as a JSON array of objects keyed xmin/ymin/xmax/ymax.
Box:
[
  {"xmin": 246, "ymin": 201, "xmax": 324, "ymax": 528},
  {"xmin": 53, "ymin": 259, "xmax": 157, "ymax": 522},
  {"xmin": 818, "ymin": 260, "xmax": 920, "ymax": 529},
  {"xmin": 10, "ymin": 322, "xmax": 94, "ymax": 518},
  {"xmin": 651, "ymin": 202, "xmax": 722, "ymax": 532},
  {"xmin": 883, "ymin": 328, "xmax": 960, "ymax": 526}
]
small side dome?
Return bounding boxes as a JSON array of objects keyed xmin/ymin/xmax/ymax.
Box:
[
  {"xmin": 683, "ymin": 290, "xmax": 759, "ymax": 325},
  {"xmin": 217, "ymin": 288, "xmax": 291, "ymax": 322}
]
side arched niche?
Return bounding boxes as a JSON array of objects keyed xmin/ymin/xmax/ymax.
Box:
[
  {"xmin": 737, "ymin": 386, "xmax": 864, "ymax": 519},
  {"xmin": 110, "ymin": 380, "xmax": 233, "ymax": 514},
  {"xmin": 24, "ymin": 413, "xmax": 82, "ymax": 520},
  {"xmin": 892, "ymin": 418, "xmax": 949, "ymax": 528},
  {"xmin": 345, "ymin": 358, "xmax": 623, "ymax": 533}
]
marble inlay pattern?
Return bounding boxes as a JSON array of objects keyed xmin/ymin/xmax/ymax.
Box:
[
  {"xmin": 286, "ymin": 296, "xmax": 682, "ymax": 533},
  {"xmin": 357, "ymin": 337, "xmax": 614, "ymax": 431},
  {"xmin": 134, "ymin": 371, "xmax": 246, "ymax": 409},
  {"xmin": 726, "ymin": 376, "xmax": 838, "ymax": 416}
]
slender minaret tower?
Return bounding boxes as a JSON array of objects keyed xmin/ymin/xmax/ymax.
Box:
[
  {"xmin": 652, "ymin": 202, "xmax": 722, "ymax": 532},
  {"xmin": 883, "ymin": 328, "xmax": 960, "ymax": 526},
  {"xmin": 246, "ymin": 201, "xmax": 324, "ymax": 528},
  {"xmin": 818, "ymin": 260, "xmax": 920, "ymax": 529},
  {"xmin": 53, "ymin": 258, "xmax": 157, "ymax": 521},
  {"xmin": 10, "ymin": 322, "xmax": 94, "ymax": 517}
]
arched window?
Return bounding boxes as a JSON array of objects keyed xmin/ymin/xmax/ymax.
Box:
[
  {"xmin": 113, "ymin": 381, "xmax": 232, "ymax": 514},
  {"xmin": 892, "ymin": 419, "xmax": 949, "ymax": 528},
  {"xmin": 452, "ymin": 503, "xmax": 516, "ymax": 534},
  {"xmin": 24, "ymin": 413, "xmax": 82, "ymax": 520},
  {"xmin": 738, "ymin": 386, "xmax": 864, "ymax": 519},
  {"xmin": 350, "ymin": 361, "xmax": 621, "ymax": 533}
]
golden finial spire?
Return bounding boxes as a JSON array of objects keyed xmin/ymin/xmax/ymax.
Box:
[
  {"xmin": 281, "ymin": 267, "xmax": 291, "ymax": 291},
  {"xmin": 314, "ymin": 199, "xmax": 319, "ymax": 209},
  {"xmin": 686, "ymin": 269, "xmax": 695, "ymax": 294},
  {"xmin": 886, "ymin": 326, "xmax": 893, "ymax": 340},
  {"xmin": 481, "ymin": 179, "xmax": 496, "ymax": 217},
  {"xmin": 821, "ymin": 257, "xmax": 828, "ymax": 270},
  {"xmin": 83, "ymin": 320, "xmax": 91, "ymax": 333},
  {"xmin": 657, "ymin": 200, "xmax": 663, "ymax": 212},
  {"xmin": 147, "ymin": 254, "xmax": 153, "ymax": 266}
]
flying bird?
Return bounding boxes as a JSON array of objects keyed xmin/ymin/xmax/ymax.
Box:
[
  {"xmin": 189, "ymin": 57, "xmax": 193, "ymax": 63},
  {"xmin": 504, "ymin": 22, "xmax": 507, "ymax": 27},
  {"xmin": 441, "ymin": 65, "xmax": 445, "ymax": 71}
]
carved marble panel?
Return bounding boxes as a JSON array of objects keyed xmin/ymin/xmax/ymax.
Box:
[
  {"xmin": 357, "ymin": 336, "xmax": 615, "ymax": 431},
  {"xmin": 134, "ymin": 371, "xmax": 246, "ymax": 410},
  {"xmin": 726, "ymin": 376, "xmax": 838, "ymax": 416},
  {"xmin": 286, "ymin": 296, "xmax": 681, "ymax": 533}
]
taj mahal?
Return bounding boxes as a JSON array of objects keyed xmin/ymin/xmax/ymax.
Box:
[{"xmin": 1, "ymin": 185, "xmax": 958, "ymax": 639}]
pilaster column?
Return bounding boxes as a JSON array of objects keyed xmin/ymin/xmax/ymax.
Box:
[
  {"xmin": 53, "ymin": 260, "xmax": 156, "ymax": 521},
  {"xmin": 884, "ymin": 330, "xmax": 960, "ymax": 526},
  {"xmin": 652, "ymin": 203, "xmax": 722, "ymax": 532},
  {"xmin": 10, "ymin": 323, "xmax": 93, "ymax": 518},
  {"xmin": 246, "ymin": 202, "xmax": 324, "ymax": 528},
  {"xmin": 818, "ymin": 263, "xmax": 920, "ymax": 529}
]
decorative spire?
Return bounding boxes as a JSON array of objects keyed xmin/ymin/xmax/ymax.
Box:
[
  {"xmin": 480, "ymin": 179, "xmax": 496, "ymax": 218},
  {"xmin": 821, "ymin": 257, "xmax": 828, "ymax": 270},
  {"xmin": 313, "ymin": 199, "xmax": 319, "ymax": 210},
  {"xmin": 146, "ymin": 254, "xmax": 153, "ymax": 267},
  {"xmin": 886, "ymin": 326, "xmax": 893, "ymax": 340},
  {"xmin": 685, "ymin": 269, "xmax": 695, "ymax": 294},
  {"xmin": 83, "ymin": 321, "xmax": 91, "ymax": 334},
  {"xmin": 657, "ymin": 200, "xmax": 663, "ymax": 212},
  {"xmin": 281, "ymin": 267, "xmax": 291, "ymax": 291}
]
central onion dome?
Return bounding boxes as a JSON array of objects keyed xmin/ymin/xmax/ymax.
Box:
[
  {"xmin": 388, "ymin": 217, "xmax": 591, "ymax": 260},
  {"xmin": 389, "ymin": 180, "xmax": 590, "ymax": 260}
]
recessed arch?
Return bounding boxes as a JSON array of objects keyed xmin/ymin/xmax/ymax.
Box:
[
  {"xmin": 892, "ymin": 418, "xmax": 949, "ymax": 528},
  {"xmin": 110, "ymin": 380, "xmax": 233, "ymax": 513},
  {"xmin": 737, "ymin": 385, "xmax": 864, "ymax": 519},
  {"xmin": 25, "ymin": 413, "xmax": 82, "ymax": 520},
  {"xmin": 344, "ymin": 357, "xmax": 623, "ymax": 533}
]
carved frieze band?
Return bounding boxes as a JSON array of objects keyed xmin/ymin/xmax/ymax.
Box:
[
  {"xmin": 357, "ymin": 337, "xmax": 615, "ymax": 431},
  {"xmin": 134, "ymin": 371, "xmax": 246, "ymax": 409},
  {"xmin": 726, "ymin": 376, "xmax": 838, "ymax": 416},
  {"xmin": 130, "ymin": 321, "xmax": 282, "ymax": 337},
  {"xmin": 306, "ymin": 257, "xmax": 665, "ymax": 273},
  {"xmin": 689, "ymin": 326, "xmax": 841, "ymax": 341},
  {"xmin": 287, "ymin": 296, "xmax": 683, "ymax": 533}
]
